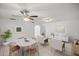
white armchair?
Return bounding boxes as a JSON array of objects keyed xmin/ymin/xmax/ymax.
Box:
[
  {"xmin": 51, "ymin": 33, "xmax": 68, "ymax": 52},
  {"xmin": 36, "ymin": 35, "xmax": 44, "ymax": 44},
  {"xmin": 51, "ymin": 39, "xmax": 63, "ymax": 51}
]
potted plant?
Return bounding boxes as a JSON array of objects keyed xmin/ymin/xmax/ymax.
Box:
[{"xmin": 0, "ymin": 29, "xmax": 12, "ymax": 42}]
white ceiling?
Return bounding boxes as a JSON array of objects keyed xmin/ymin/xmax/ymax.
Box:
[{"xmin": 0, "ymin": 3, "xmax": 79, "ymax": 22}]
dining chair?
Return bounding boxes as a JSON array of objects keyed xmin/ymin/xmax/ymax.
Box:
[
  {"xmin": 24, "ymin": 42, "xmax": 39, "ymax": 56},
  {"xmin": 8, "ymin": 42, "xmax": 20, "ymax": 56}
]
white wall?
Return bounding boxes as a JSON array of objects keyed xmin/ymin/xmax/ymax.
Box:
[
  {"xmin": 44, "ymin": 4, "xmax": 79, "ymax": 39},
  {"xmin": 0, "ymin": 18, "xmax": 35, "ymax": 40},
  {"xmin": 0, "ymin": 18, "xmax": 46, "ymax": 41},
  {"xmin": 45, "ymin": 19, "xmax": 79, "ymax": 39},
  {"xmin": 0, "ymin": 4, "xmax": 79, "ymax": 40}
]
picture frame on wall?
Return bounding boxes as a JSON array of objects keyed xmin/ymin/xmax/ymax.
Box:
[
  {"xmin": 56, "ymin": 25, "xmax": 65, "ymax": 33},
  {"xmin": 16, "ymin": 27, "xmax": 22, "ymax": 32}
]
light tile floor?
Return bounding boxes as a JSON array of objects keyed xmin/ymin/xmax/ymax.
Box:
[
  {"xmin": 38, "ymin": 44, "xmax": 64, "ymax": 56},
  {"xmin": 38, "ymin": 43, "xmax": 73, "ymax": 56}
]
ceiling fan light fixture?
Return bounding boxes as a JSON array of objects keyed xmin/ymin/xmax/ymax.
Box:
[{"xmin": 24, "ymin": 17, "xmax": 30, "ymax": 21}]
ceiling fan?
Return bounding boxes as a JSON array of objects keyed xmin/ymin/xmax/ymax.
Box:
[
  {"xmin": 10, "ymin": 9, "xmax": 53, "ymax": 23},
  {"xmin": 10, "ymin": 9, "xmax": 38, "ymax": 21}
]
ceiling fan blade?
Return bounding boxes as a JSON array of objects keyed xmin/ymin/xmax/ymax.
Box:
[
  {"xmin": 12, "ymin": 15, "xmax": 24, "ymax": 17},
  {"xmin": 20, "ymin": 11, "xmax": 24, "ymax": 15},
  {"xmin": 23, "ymin": 9, "xmax": 29, "ymax": 13},
  {"xmin": 30, "ymin": 15, "xmax": 38, "ymax": 17},
  {"xmin": 20, "ymin": 9, "xmax": 29, "ymax": 16},
  {"xmin": 9, "ymin": 18, "xmax": 16, "ymax": 20},
  {"xmin": 28, "ymin": 17, "xmax": 34, "ymax": 20}
]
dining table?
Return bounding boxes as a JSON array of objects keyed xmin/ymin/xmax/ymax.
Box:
[{"xmin": 3, "ymin": 37, "xmax": 37, "ymax": 56}]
